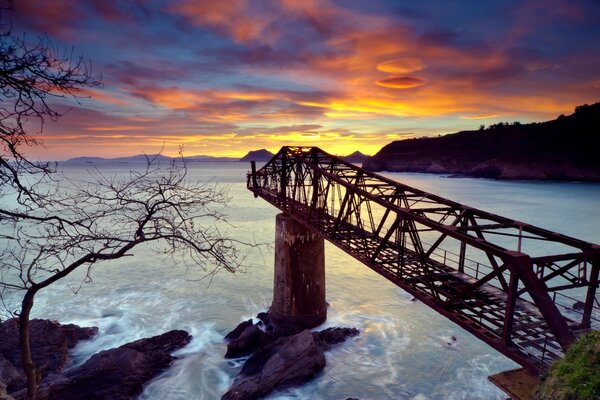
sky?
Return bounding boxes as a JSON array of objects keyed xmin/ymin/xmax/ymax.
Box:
[{"xmin": 9, "ymin": 0, "xmax": 600, "ymax": 160}]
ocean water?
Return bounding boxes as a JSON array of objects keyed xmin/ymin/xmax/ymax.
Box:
[{"xmin": 10, "ymin": 162, "xmax": 600, "ymax": 399}]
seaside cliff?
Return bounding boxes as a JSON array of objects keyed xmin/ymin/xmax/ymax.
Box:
[{"xmin": 363, "ymin": 102, "xmax": 600, "ymax": 181}]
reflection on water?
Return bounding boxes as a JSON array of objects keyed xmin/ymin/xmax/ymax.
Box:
[{"xmin": 19, "ymin": 163, "xmax": 600, "ymax": 399}]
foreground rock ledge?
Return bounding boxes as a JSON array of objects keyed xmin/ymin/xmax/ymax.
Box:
[
  {"xmin": 0, "ymin": 319, "xmax": 191, "ymax": 400},
  {"xmin": 223, "ymin": 314, "xmax": 359, "ymax": 400}
]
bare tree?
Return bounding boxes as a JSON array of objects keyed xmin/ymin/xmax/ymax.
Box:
[{"xmin": 0, "ymin": 19, "xmax": 243, "ymax": 400}]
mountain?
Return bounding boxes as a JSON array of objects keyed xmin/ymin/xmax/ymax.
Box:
[
  {"xmin": 181, "ymin": 155, "xmax": 238, "ymax": 162},
  {"xmin": 64, "ymin": 154, "xmax": 237, "ymax": 164},
  {"xmin": 342, "ymin": 151, "xmax": 369, "ymax": 163},
  {"xmin": 239, "ymin": 149, "xmax": 275, "ymax": 162},
  {"xmin": 64, "ymin": 154, "xmax": 171, "ymax": 164},
  {"xmin": 64, "ymin": 156, "xmax": 108, "ymax": 163},
  {"xmin": 362, "ymin": 102, "xmax": 600, "ymax": 182}
]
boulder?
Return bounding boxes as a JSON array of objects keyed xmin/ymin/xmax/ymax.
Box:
[
  {"xmin": 0, "ymin": 319, "xmax": 98, "ymax": 392},
  {"xmin": 0, "ymin": 355, "xmax": 21, "ymax": 394},
  {"xmin": 225, "ymin": 325, "xmax": 266, "ymax": 359},
  {"xmin": 572, "ymin": 301, "xmax": 585, "ymax": 311},
  {"xmin": 222, "ymin": 330, "xmax": 326, "ymax": 400},
  {"xmin": 224, "ymin": 319, "xmax": 254, "ymax": 341},
  {"xmin": 121, "ymin": 329, "xmax": 191, "ymax": 354},
  {"xmin": 32, "ymin": 330, "xmax": 191, "ymax": 400},
  {"xmin": 0, "ymin": 381, "xmax": 15, "ymax": 400},
  {"xmin": 314, "ymin": 327, "xmax": 360, "ymax": 350}
]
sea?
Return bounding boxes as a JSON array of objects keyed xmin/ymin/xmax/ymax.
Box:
[{"xmin": 7, "ymin": 162, "xmax": 600, "ymax": 399}]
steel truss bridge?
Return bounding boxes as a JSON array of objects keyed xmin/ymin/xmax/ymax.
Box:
[{"xmin": 247, "ymin": 146, "xmax": 600, "ymax": 374}]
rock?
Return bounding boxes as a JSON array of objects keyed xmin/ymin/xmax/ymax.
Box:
[
  {"xmin": 0, "ymin": 381, "xmax": 15, "ymax": 400},
  {"xmin": 222, "ymin": 330, "xmax": 326, "ymax": 400},
  {"xmin": 222, "ymin": 311, "xmax": 360, "ymax": 399},
  {"xmin": 33, "ymin": 330, "xmax": 191, "ymax": 400},
  {"xmin": 225, "ymin": 325, "xmax": 265, "ymax": 359},
  {"xmin": 224, "ymin": 319, "xmax": 254, "ymax": 341},
  {"xmin": 0, "ymin": 319, "xmax": 98, "ymax": 392},
  {"xmin": 314, "ymin": 327, "xmax": 359, "ymax": 350},
  {"xmin": 256, "ymin": 312, "xmax": 270, "ymax": 326},
  {"xmin": 0, "ymin": 355, "xmax": 21, "ymax": 394},
  {"xmin": 121, "ymin": 329, "xmax": 191, "ymax": 354},
  {"xmin": 572, "ymin": 301, "xmax": 585, "ymax": 311}
]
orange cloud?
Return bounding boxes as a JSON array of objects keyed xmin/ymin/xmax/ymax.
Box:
[
  {"xmin": 79, "ymin": 88, "xmax": 130, "ymax": 107},
  {"xmin": 169, "ymin": 0, "xmax": 269, "ymax": 43},
  {"xmin": 460, "ymin": 114, "xmax": 498, "ymax": 120},
  {"xmin": 377, "ymin": 57, "xmax": 425, "ymax": 74},
  {"xmin": 375, "ymin": 75, "xmax": 427, "ymax": 89},
  {"xmin": 85, "ymin": 126, "xmax": 144, "ymax": 131}
]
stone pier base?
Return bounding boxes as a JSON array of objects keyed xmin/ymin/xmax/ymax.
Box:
[{"xmin": 270, "ymin": 213, "xmax": 326, "ymax": 329}]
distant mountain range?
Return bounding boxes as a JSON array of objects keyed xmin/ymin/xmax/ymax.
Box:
[
  {"xmin": 64, "ymin": 154, "xmax": 237, "ymax": 164},
  {"xmin": 65, "ymin": 149, "xmax": 371, "ymax": 165},
  {"xmin": 363, "ymin": 102, "xmax": 600, "ymax": 182}
]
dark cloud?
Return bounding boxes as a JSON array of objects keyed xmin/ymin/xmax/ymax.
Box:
[
  {"xmin": 210, "ymin": 44, "xmax": 310, "ymax": 67},
  {"xmin": 88, "ymin": 1, "xmax": 132, "ymax": 22},
  {"xmin": 376, "ymin": 76, "xmax": 426, "ymax": 89},
  {"xmin": 12, "ymin": 0, "xmax": 85, "ymax": 40},
  {"xmin": 105, "ymin": 60, "xmax": 196, "ymax": 86}
]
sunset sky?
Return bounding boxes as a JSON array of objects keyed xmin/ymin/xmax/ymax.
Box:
[{"xmin": 10, "ymin": 0, "xmax": 600, "ymax": 160}]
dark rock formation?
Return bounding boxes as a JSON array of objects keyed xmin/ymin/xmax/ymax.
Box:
[
  {"xmin": 31, "ymin": 330, "xmax": 191, "ymax": 400},
  {"xmin": 363, "ymin": 102, "xmax": 600, "ymax": 182},
  {"xmin": 225, "ymin": 325, "xmax": 267, "ymax": 359},
  {"xmin": 120, "ymin": 329, "xmax": 191, "ymax": 354},
  {"xmin": 222, "ymin": 314, "xmax": 359, "ymax": 400},
  {"xmin": 0, "ymin": 381, "xmax": 15, "ymax": 400},
  {"xmin": 314, "ymin": 327, "xmax": 360, "ymax": 350},
  {"xmin": 222, "ymin": 330, "xmax": 325, "ymax": 400},
  {"xmin": 0, "ymin": 319, "xmax": 190, "ymax": 400},
  {"xmin": 0, "ymin": 355, "xmax": 20, "ymax": 396},
  {"xmin": 239, "ymin": 149, "xmax": 275, "ymax": 162},
  {"xmin": 0, "ymin": 319, "xmax": 98, "ymax": 392},
  {"xmin": 224, "ymin": 319, "xmax": 254, "ymax": 341}
]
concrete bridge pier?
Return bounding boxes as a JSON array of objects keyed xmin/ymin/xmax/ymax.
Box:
[{"xmin": 270, "ymin": 213, "xmax": 327, "ymax": 329}]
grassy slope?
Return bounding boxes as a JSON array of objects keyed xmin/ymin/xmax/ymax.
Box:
[{"xmin": 533, "ymin": 331, "xmax": 600, "ymax": 400}]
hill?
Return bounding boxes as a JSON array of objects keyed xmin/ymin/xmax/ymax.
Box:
[
  {"xmin": 64, "ymin": 154, "xmax": 237, "ymax": 164},
  {"xmin": 342, "ymin": 151, "xmax": 369, "ymax": 163},
  {"xmin": 362, "ymin": 102, "xmax": 600, "ymax": 181},
  {"xmin": 239, "ymin": 149, "xmax": 274, "ymax": 162}
]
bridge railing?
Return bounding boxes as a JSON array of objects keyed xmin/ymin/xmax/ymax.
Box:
[{"xmin": 248, "ymin": 146, "xmax": 600, "ymax": 371}]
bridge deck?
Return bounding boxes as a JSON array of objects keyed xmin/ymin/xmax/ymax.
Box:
[{"xmin": 248, "ymin": 146, "xmax": 600, "ymax": 374}]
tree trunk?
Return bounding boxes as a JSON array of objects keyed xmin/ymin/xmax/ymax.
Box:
[{"xmin": 20, "ymin": 289, "xmax": 38, "ymax": 400}]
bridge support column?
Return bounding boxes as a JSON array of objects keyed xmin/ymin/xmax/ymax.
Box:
[{"xmin": 271, "ymin": 213, "xmax": 327, "ymax": 329}]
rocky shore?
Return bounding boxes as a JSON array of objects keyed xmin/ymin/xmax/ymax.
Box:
[
  {"xmin": 222, "ymin": 311, "xmax": 359, "ymax": 400},
  {"xmin": 1, "ymin": 316, "xmax": 359, "ymax": 400},
  {"xmin": 0, "ymin": 319, "xmax": 190, "ymax": 400}
]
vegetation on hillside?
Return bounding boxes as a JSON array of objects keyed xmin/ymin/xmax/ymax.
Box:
[
  {"xmin": 363, "ymin": 102, "xmax": 600, "ymax": 181},
  {"xmin": 533, "ymin": 331, "xmax": 600, "ymax": 400}
]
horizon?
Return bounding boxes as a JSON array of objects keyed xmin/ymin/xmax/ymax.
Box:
[
  {"xmin": 54, "ymin": 148, "xmax": 371, "ymax": 162},
  {"xmin": 9, "ymin": 1, "xmax": 600, "ymax": 160}
]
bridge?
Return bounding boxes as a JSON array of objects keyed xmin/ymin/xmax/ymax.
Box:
[{"xmin": 247, "ymin": 146, "xmax": 600, "ymax": 374}]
